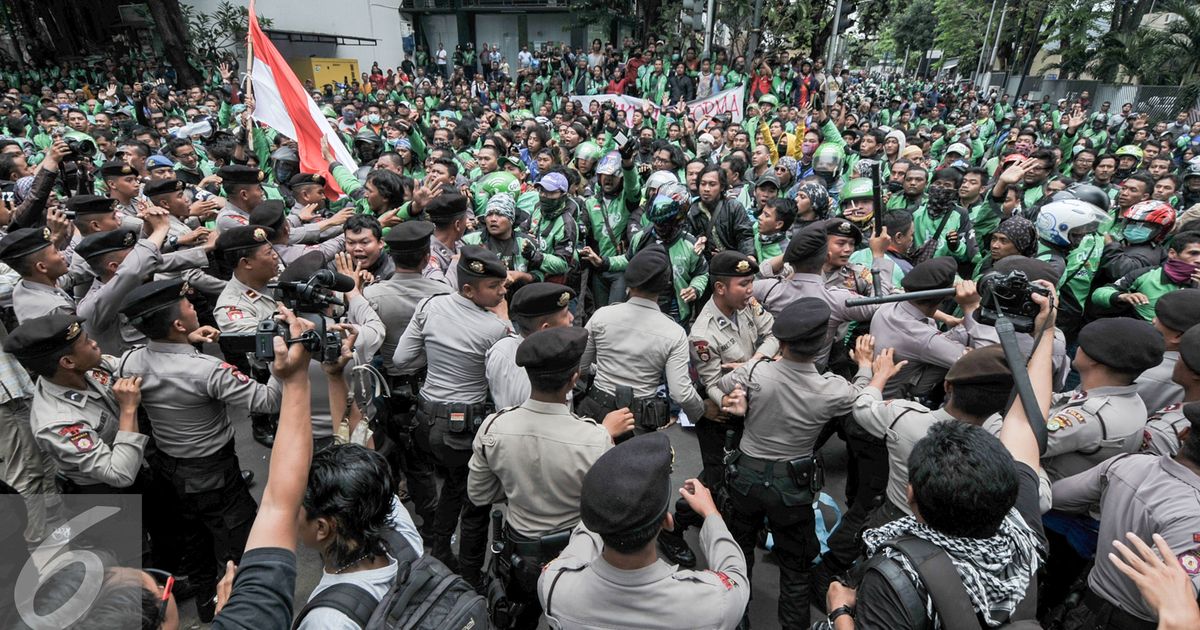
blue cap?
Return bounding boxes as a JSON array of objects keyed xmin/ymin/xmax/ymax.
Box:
[
  {"xmin": 146, "ymin": 155, "xmax": 174, "ymax": 170},
  {"xmin": 535, "ymin": 172, "xmax": 569, "ymax": 193}
]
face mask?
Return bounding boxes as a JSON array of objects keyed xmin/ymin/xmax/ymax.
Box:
[
  {"xmin": 343, "ymin": 112, "xmax": 357, "ymax": 123},
  {"xmin": 1121, "ymin": 223, "xmax": 1155, "ymax": 244},
  {"xmin": 1163, "ymin": 258, "xmax": 1198, "ymax": 284},
  {"xmin": 928, "ymin": 186, "xmax": 957, "ymax": 213},
  {"xmin": 367, "ymin": 114, "xmax": 381, "ymax": 124},
  {"xmin": 639, "ymin": 137, "xmax": 652, "ymax": 149},
  {"xmin": 887, "ymin": 180, "xmax": 904, "ymax": 194},
  {"xmin": 539, "ymin": 195, "xmax": 565, "ymax": 215},
  {"xmin": 801, "ymin": 142, "xmax": 817, "ymax": 156}
]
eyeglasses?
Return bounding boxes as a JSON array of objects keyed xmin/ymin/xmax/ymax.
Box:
[{"xmin": 144, "ymin": 568, "xmax": 175, "ymax": 623}]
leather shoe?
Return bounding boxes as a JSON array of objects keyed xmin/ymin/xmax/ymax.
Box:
[
  {"xmin": 251, "ymin": 415, "xmax": 276, "ymax": 447},
  {"xmin": 657, "ymin": 528, "xmax": 697, "ymax": 568},
  {"xmin": 241, "ymin": 470, "xmax": 255, "ymax": 486}
]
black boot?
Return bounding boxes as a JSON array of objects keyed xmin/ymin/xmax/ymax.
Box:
[
  {"xmin": 241, "ymin": 470, "xmax": 255, "ymax": 486},
  {"xmin": 657, "ymin": 528, "xmax": 696, "ymax": 568},
  {"xmin": 430, "ymin": 535, "xmax": 460, "ymax": 573},
  {"xmin": 250, "ymin": 414, "xmax": 276, "ymax": 447}
]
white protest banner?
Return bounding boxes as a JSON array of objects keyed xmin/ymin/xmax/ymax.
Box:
[
  {"xmin": 686, "ymin": 86, "xmax": 745, "ymax": 124},
  {"xmin": 568, "ymin": 93, "xmax": 654, "ymax": 125}
]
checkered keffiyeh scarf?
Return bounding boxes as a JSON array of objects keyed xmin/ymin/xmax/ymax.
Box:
[{"xmin": 862, "ymin": 510, "xmax": 1041, "ymax": 627}]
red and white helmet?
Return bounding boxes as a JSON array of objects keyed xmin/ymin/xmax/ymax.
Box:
[{"xmin": 1120, "ymin": 200, "xmax": 1176, "ymax": 244}]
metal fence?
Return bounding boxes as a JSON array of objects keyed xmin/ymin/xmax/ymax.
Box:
[{"xmin": 980, "ymin": 73, "xmax": 1197, "ymax": 123}]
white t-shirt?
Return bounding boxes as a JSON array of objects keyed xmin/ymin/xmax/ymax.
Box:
[
  {"xmin": 518, "ymin": 50, "xmax": 532, "ymax": 68},
  {"xmin": 297, "ymin": 498, "xmax": 423, "ymax": 629},
  {"xmin": 436, "ymin": 49, "xmax": 447, "ymax": 65}
]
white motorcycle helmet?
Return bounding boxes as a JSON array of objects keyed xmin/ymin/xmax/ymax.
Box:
[
  {"xmin": 1035, "ymin": 199, "xmax": 1107, "ymax": 248},
  {"xmin": 645, "ymin": 170, "xmax": 680, "ymax": 199}
]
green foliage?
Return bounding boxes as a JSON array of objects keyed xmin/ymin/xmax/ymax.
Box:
[
  {"xmin": 889, "ymin": 0, "xmax": 937, "ymax": 54},
  {"xmin": 931, "ymin": 0, "xmax": 986, "ymax": 69},
  {"xmin": 180, "ymin": 1, "xmax": 272, "ymax": 60}
]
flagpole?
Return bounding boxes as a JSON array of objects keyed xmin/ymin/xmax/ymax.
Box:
[{"xmin": 245, "ymin": 0, "xmax": 256, "ymax": 158}]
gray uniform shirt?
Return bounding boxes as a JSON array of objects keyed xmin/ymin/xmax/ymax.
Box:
[
  {"xmin": 272, "ymin": 234, "xmax": 345, "ymax": 268},
  {"xmin": 1053, "ymin": 453, "xmax": 1200, "ymax": 622},
  {"xmin": 484, "ymin": 334, "xmax": 528, "ymax": 411},
  {"xmin": 215, "ymin": 275, "xmax": 278, "ymax": 334},
  {"xmin": 31, "ymin": 368, "xmax": 147, "ymax": 487},
  {"xmin": 1139, "ymin": 403, "xmax": 1190, "ymax": 457},
  {"xmin": 1135, "ymin": 351, "xmax": 1183, "ymax": 414},
  {"xmin": 216, "ymin": 204, "xmax": 251, "ymax": 233},
  {"xmin": 363, "ymin": 271, "xmax": 450, "ymax": 376},
  {"xmin": 392, "ymin": 292, "xmax": 511, "ymax": 404},
  {"xmin": 13, "ymin": 278, "xmax": 75, "ymax": 323},
  {"xmin": 467, "ymin": 400, "xmax": 611, "ymax": 537},
  {"xmin": 720, "ymin": 358, "xmax": 870, "ymax": 460},
  {"xmin": 117, "ymin": 341, "xmax": 282, "ymax": 458},
  {"xmin": 581, "ymin": 296, "xmax": 705, "ymax": 422},
  {"xmin": 538, "ymin": 515, "xmax": 750, "ymax": 630},
  {"xmin": 869, "ymin": 301, "xmax": 999, "ymax": 399},
  {"xmin": 77, "ymin": 240, "xmax": 160, "ymax": 355},
  {"xmin": 852, "ymin": 387, "xmax": 950, "ymax": 514},
  {"xmin": 752, "ymin": 272, "xmax": 886, "ymax": 367},
  {"xmin": 1040, "ymin": 385, "xmax": 1148, "ymax": 481},
  {"xmin": 689, "ymin": 297, "xmax": 778, "ymax": 405}
]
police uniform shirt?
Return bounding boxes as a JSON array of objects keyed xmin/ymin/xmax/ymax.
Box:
[
  {"xmin": 1140, "ymin": 403, "xmax": 1190, "ymax": 457},
  {"xmin": 216, "ymin": 202, "xmax": 252, "ymax": 232},
  {"xmin": 1040, "ymin": 385, "xmax": 1148, "ymax": 481},
  {"xmin": 868, "ymin": 301, "xmax": 1000, "ymax": 399},
  {"xmin": 215, "ymin": 275, "xmax": 279, "ymax": 334},
  {"xmin": 113, "ymin": 197, "xmax": 148, "ymax": 232},
  {"xmin": 484, "ymin": 334, "xmax": 529, "ymax": 411},
  {"xmin": 391, "ymin": 292, "xmax": 510, "ymax": 404},
  {"xmin": 689, "ymin": 297, "xmax": 778, "ymax": 404},
  {"xmin": 467, "ymin": 400, "xmax": 612, "ymax": 537},
  {"xmin": 30, "ymin": 367, "xmax": 147, "ymax": 487},
  {"xmin": 720, "ymin": 358, "xmax": 871, "ymax": 460},
  {"xmin": 823, "ymin": 261, "xmax": 889, "ymax": 296},
  {"xmin": 271, "ymin": 234, "xmax": 345, "ymax": 269},
  {"xmin": 76, "ymin": 239, "xmax": 166, "ymax": 355},
  {"xmin": 1135, "ymin": 351, "xmax": 1183, "ymax": 414},
  {"xmin": 117, "ymin": 341, "xmax": 282, "ymax": 458},
  {"xmin": 752, "ymin": 272, "xmax": 889, "ymax": 367},
  {"xmin": 424, "ymin": 236, "xmax": 461, "ymax": 286},
  {"xmin": 1052, "ymin": 453, "xmax": 1200, "ymax": 621},
  {"xmin": 363, "ymin": 271, "xmax": 450, "ymax": 376},
  {"xmin": 852, "ymin": 387, "xmax": 950, "ymax": 515},
  {"xmin": 581, "ymin": 296, "xmax": 706, "ymax": 422},
  {"xmin": 538, "ymin": 515, "xmax": 750, "ymax": 630},
  {"xmin": 12, "ymin": 279, "xmax": 75, "ymax": 323}
]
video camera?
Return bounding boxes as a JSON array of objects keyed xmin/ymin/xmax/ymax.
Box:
[
  {"xmin": 254, "ymin": 269, "xmax": 354, "ymax": 364},
  {"xmin": 975, "ymin": 270, "xmax": 1051, "ymax": 334}
]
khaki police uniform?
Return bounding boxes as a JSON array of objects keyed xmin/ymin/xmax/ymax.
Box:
[
  {"xmin": 214, "ymin": 275, "xmax": 278, "ymax": 334},
  {"xmin": 1041, "ymin": 386, "xmax": 1148, "ymax": 481},
  {"xmin": 484, "ymin": 334, "xmax": 528, "ymax": 411},
  {"xmin": 1135, "ymin": 351, "xmax": 1183, "ymax": 414},
  {"xmin": 271, "ymin": 234, "xmax": 345, "ymax": 268},
  {"xmin": 216, "ymin": 203, "xmax": 252, "ymax": 232},
  {"xmin": 12, "ymin": 279, "xmax": 75, "ymax": 323},
  {"xmin": 753, "ymin": 272, "xmax": 886, "ymax": 367},
  {"xmin": 1139, "ymin": 403, "xmax": 1190, "ymax": 457},
  {"xmin": 869, "ymin": 300, "xmax": 1000, "ymax": 399}
]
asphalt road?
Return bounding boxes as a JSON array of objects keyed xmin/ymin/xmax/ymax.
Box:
[{"xmin": 177, "ymin": 406, "xmax": 853, "ymax": 629}]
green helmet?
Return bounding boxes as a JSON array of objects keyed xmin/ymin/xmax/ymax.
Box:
[
  {"xmin": 1114, "ymin": 145, "xmax": 1144, "ymax": 160},
  {"xmin": 812, "ymin": 143, "xmax": 845, "ymax": 173},
  {"xmin": 574, "ymin": 141, "xmax": 603, "ymax": 162},
  {"xmin": 840, "ymin": 178, "xmax": 873, "ymax": 205},
  {"xmin": 473, "ymin": 171, "xmax": 522, "ymax": 214}
]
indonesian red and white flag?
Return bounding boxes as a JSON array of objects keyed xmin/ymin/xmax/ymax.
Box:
[{"xmin": 248, "ymin": 0, "xmax": 356, "ymax": 197}]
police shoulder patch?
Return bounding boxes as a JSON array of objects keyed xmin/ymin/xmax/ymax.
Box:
[
  {"xmin": 223, "ymin": 307, "xmax": 245, "ymax": 321},
  {"xmin": 57, "ymin": 423, "xmax": 96, "ymax": 453},
  {"xmin": 692, "ymin": 340, "xmax": 711, "ymax": 362},
  {"xmin": 1178, "ymin": 550, "xmax": 1200, "ymax": 575},
  {"xmin": 709, "ymin": 570, "xmax": 737, "ymax": 590},
  {"xmin": 219, "ymin": 362, "xmax": 251, "ymax": 384}
]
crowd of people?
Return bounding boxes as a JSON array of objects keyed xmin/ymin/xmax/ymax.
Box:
[{"xmin": 0, "ymin": 34, "xmax": 1199, "ymax": 630}]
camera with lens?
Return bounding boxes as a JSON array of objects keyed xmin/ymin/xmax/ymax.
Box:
[
  {"xmin": 254, "ymin": 268, "xmax": 351, "ymax": 363},
  {"xmin": 54, "ymin": 128, "xmax": 97, "ymax": 161},
  {"xmin": 976, "ymin": 270, "xmax": 1050, "ymax": 333}
]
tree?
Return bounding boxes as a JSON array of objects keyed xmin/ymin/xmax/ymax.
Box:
[
  {"xmin": 1158, "ymin": 0, "xmax": 1200, "ymax": 82},
  {"xmin": 890, "ymin": 0, "xmax": 937, "ymax": 57},
  {"xmin": 179, "ymin": 1, "xmax": 273, "ymax": 62},
  {"xmin": 931, "ymin": 0, "xmax": 987, "ymax": 72},
  {"xmin": 145, "ymin": 0, "xmax": 200, "ymax": 87}
]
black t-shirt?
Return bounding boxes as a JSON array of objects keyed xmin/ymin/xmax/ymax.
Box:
[
  {"xmin": 211, "ymin": 547, "xmax": 297, "ymax": 630},
  {"xmin": 853, "ymin": 462, "xmax": 1045, "ymax": 630}
]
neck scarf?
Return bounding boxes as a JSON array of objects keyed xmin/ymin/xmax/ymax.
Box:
[
  {"xmin": 1163, "ymin": 258, "xmax": 1197, "ymax": 285},
  {"xmin": 862, "ymin": 510, "xmax": 1040, "ymax": 627}
]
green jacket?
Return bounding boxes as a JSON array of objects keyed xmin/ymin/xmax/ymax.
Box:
[
  {"xmin": 1091, "ymin": 266, "xmax": 1181, "ymax": 322},
  {"xmin": 607, "ymin": 231, "xmax": 708, "ymax": 322},
  {"xmin": 525, "ymin": 204, "xmax": 578, "ymax": 279},
  {"xmin": 583, "ymin": 166, "xmax": 642, "ymax": 259}
]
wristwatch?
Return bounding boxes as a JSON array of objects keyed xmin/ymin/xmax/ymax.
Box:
[{"xmin": 828, "ymin": 604, "xmax": 855, "ymax": 623}]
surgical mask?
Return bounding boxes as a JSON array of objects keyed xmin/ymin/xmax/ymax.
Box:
[
  {"xmin": 367, "ymin": 114, "xmax": 381, "ymax": 124},
  {"xmin": 1121, "ymin": 223, "xmax": 1155, "ymax": 244},
  {"xmin": 343, "ymin": 112, "xmax": 357, "ymax": 123},
  {"xmin": 887, "ymin": 180, "xmax": 904, "ymax": 194}
]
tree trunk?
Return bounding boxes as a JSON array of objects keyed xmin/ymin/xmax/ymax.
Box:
[{"xmin": 145, "ymin": 0, "xmax": 202, "ymax": 87}]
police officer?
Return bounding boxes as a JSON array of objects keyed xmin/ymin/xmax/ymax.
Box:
[
  {"xmin": 74, "ymin": 220, "xmax": 173, "ymax": 354},
  {"xmin": 281, "ymin": 172, "xmax": 354, "ymax": 245},
  {"xmin": 117, "ymin": 279, "xmax": 285, "ymax": 614},
  {"xmin": 425, "ymin": 192, "xmax": 470, "ymax": 286},
  {"xmin": 468, "ymin": 326, "xmax": 623, "ymax": 628},
  {"xmin": 486, "ymin": 282, "xmax": 575, "ymax": 410},
  {"xmin": 98, "ymin": 160, "xmax": 147, "ymax": 232},
  {"xmin": 578, "ymin": 245, "xmax": 706, "ymax": 436},
  {"xmin": 537, "ymin": 432, "xmax": 751, "ymax": 629},
  {"xmin": 213, "ymin": 225, "xmax": 281, "ymax": 334},
  {"xmin": 869, "ymin": 256, "xmax": 1000, "ymax": 400},
  {"xmin": 4, "ymin": 313, "xmax": 146, "ymax": 493},
  {"xmin": 1136, "ymin": 289, "xmax": 1200, "ymax": 412},
  {"xmin": 1042, "ymin": 317, "xmax": 1164, "ymax": 481},
  {"xmin": 666, "ymin": 250, "xmax": 778, "ymax": 567},
  {"xmin": 1142, "ymin": 325, "xmax": 1200, "ymax": 457},
  {"xmin": 248, "ymin": 200, "xmax": 344, "ymax": 268},
  {"xmin": 1052, "ymin": 401, "xmax": 1200, "ymax": 629},
  {"xmin": 392, "ymin": 245, "xmax": 511, "ymax": 586},
  {"xmin": 62, "ymin": 194, "xmax": 127, "ymax": 300},
  {"xmin": 142, "ymin": 178, "xmax": 226, "ymax": 300},
  {"xmin": 215, "ymin": 165, "xmax": 268, "ymax": 232},
  {"xmin": 719, "ymin": 298, "xmax": 872, "ymax": 629},
  {"xmin": 2, "ymin": 227, "xmax": 75, "ymax": 322}
]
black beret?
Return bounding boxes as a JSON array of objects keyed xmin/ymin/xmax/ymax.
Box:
[
  {"xmin": 945, "ymin": 345, "xmax": 1011, "ymax": 384},
  {"xmin": 216, "ymin": 225, "xmax": 275, "ymax": 255},
  {"xmin": 278, "ymin": 251, "xmax": 341, "ymax": 285},
  {"xmin": 218, "ymin": 164, "xmax": 266, "ymax": 186},
  {"xmin": 992, "ymin": 255, "xmax": 1062, "ymax": 287},
  {"xmin": 1155, "ymin": 289, "xmax": 1200, "ymax": 334},
  {"xmin": 773, "ymin": 297, "xmax": 830, "ymax": 342},
  {"xmin": 383, "ymin": 220, "xmax": 435, "ymax": 252},
  {"xmin": 75, "ymin": 228, "xmax": 138, "ymax": 260},
  {"xmin": 510, "ymin": 282, "xmax": 575, "ymax": 318},
  {"xmin": 1179, "ymin": 325, "xmax": 1200, "ymax": 374},
  {"xmin": 825, "ymin": 217, "xmax": 863, "ymax": 248},
  {"xmin": 3, "ymin": 313, "xmax": 85, "ymax": 360},
  {"xmin": 100, "ymin": 160, "xmax": 137, "ymax": 178},
  {"xmin": 143, "ymin": 179, "xmax": 186, "ymax": 197},
  {"xmin": 624, "ymin": 244, "xmax": 671, "ymax": 291},
  {"xmin": 580, "ymin": 432, "xmax": 673, "ymax": 535},
  {"xmin": 457, "ymin": 245, "xmax": 507, "ymax": 279},
  {"xmin": 425, "ymin": 192, "xmax": 469, "ymax": 222},
  {"xmin": 1078, "ymin": 318, "xmax": 1165, "ymax": 374},
  {"xmin": 65, "ymin": 194, "xmax": 116, "ymax": 216},
  {"xmin": 516, "ymin": 326, "xmax": 588, "ymax": 373},
  {"xmin": 120, "ymin": 278, "xmax": 189, "ymax": 324},
  {"xmin": 710, "ymin": 250, "xmax": 758, "ymax": 278},
  {"xmin": 783, "ymin": 223, "xmax": 827, "ymax": 264},
  {"xmin": 902, "ymin": 256, "xmax": 958, "ymax": 292},
  {"xmin": 249, "ymin": 200, "xmax": 287, "ymax": 229},
  {"xmin": 288, "ymin": 172, "xmax": 326, "ymax": 188},
  {"xmin": 0, "ymin": 227, "xmax": 52, "ymax": 262}
]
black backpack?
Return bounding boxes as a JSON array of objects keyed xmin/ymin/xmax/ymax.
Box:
[
  {"xmin": 292, "ymin": 533, "xmax": 490, "ymax": 630},
  {"xmin": 870, "ymin": 535, "xmax": 1042, "ymax": 630}
]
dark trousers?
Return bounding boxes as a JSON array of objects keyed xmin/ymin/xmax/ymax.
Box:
[
  {"xmin": 676, "ymin": 418, "xmax": 742, "ymax": 531},
  {"xmin": 727, "ymin": 463, "xmax": 819, "ymax": 629},
  {"xmin": 823, "ymin": 415, "xmax": 889, "ymax": 575},
  {"xmin": 415, "ymin": 409, "xmax": 489, "ymax": 583}
]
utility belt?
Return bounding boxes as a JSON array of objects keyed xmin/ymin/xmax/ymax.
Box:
[
  {"xmin": 486, "ymin": 513, "xmax": 571, "ymax": 628},
  {"xmin": 503, "ymin": 526, "xmax": 572, "ymax": 564},
  {"xmin": 1083, "ymin": 589, "xmax": 1157, "ymax": 630},
  {"xmin": 725, "ymin": 450, "xmax": 824, "ymax": 502},
  {"xmin": 417, "ymin": 397, "xmax": 492, "ymax": 435},
  {"xmin": 151, "ymin": 439, "xmax": 244, "ymax": 495},
  {"xmin": 587, "ymin": 385, "xmax": 670, "ymax": 431},
  {"xmin": 56, "ymin": 474, "xmax": 123, "ymax": 495}
]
